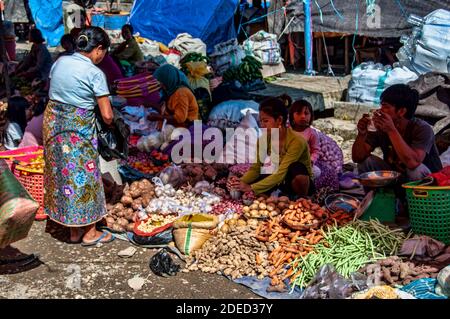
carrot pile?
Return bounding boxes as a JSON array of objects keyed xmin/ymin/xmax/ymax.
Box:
[{"xmin": 254, "ymin": 198, "xmax": 328, "ymax": 288}]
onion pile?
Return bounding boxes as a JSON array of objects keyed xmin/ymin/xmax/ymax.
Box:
[
  {"xmin": 316, "ymin": 130, "xmax": 344, "ymax": 174},
  {"xmin": 212, "ymin": 200, "xmax": 243, "ymax": 215},
  {"xmin": 229, "ymin": 164, "xmax": 252, "ymax": 177}
]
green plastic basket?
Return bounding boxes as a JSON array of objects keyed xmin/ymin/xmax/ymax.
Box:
[{"xmin": 403, "ymin": 181, "xmax": 450, "ymax": 245}]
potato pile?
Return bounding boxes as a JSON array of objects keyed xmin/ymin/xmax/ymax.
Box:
[
  {"xmin": 219, "ymin": 214, "xmax": 259, "ymax": 234},
  {"xmin": 106, "ymin": 179, "xmax": 155, "ymax": 233},
  {"xmin": 282, "ymin": 198, "xmax": 328, "ymax": 230},
  {"xmin": 359, "ymin": 256, "xmax": 440, "ymax": 286},
  {"xmin": 184, "ymin": 222, "xmax": 272, "ymax": 280},
  {"xmin": 242, "ymin": 196, "xmax": 291, "ymax": 219}
]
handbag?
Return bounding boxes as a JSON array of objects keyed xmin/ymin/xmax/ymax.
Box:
[{"xmin": 95, "ymin": 107, "xmax": 130, "ymax": 162}]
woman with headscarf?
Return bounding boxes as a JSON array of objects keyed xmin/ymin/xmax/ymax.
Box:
[{"xmin": 147, "ymin": 64, "xmax": 199, "ymax": 128}]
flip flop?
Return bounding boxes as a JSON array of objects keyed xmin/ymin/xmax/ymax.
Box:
[{"xmin": 81, "ymin": 231, "xmax": 115, "ymax": 247}]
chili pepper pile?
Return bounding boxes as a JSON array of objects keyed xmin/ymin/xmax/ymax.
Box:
[{"xmin": 326, "ymin": 209, "xmax": 354, "ymax": 226}]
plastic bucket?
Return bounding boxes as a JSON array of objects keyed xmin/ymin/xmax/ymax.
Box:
[
  {"xmin": 91, "ymin": 13, "xmax": 105, "ymax": 28},
  {"xmin": 104, "ymin": 13, "xmax": 130, "ymax": 30}
]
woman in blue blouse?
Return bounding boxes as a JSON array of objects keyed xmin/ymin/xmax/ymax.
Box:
[{"xmin": 44, "ymin": 27, "xmax": 115, "ymax": 245}]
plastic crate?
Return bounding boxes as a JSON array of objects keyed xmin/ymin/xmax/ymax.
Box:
[{"xmin": 403, "ymin": 181, "xmax": 450, "ymax": 244}]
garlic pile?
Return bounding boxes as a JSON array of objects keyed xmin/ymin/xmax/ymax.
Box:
[
  {"xmin": 147, "ymin": 177, "xmax": 220, "ymax": 215},
  {"xmin": 154, "ymin": 182, "xmax": 177, "ymax": 197}
]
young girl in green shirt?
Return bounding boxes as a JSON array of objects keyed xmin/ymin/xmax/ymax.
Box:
[{"xmin": 227, "ymin": 96, "xmax": 314, "ymax": 198}]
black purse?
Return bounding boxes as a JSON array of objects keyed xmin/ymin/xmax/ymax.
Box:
[{"xmin": 95, "ymin": 107, "xmax": 130, "ymax": 162}]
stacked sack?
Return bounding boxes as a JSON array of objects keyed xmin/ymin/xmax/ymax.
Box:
[
  {"xmin": 243, "ymin": 30, "xmax": 281, "ymax": 65},
  {"xmin": 210, "ymin": 38, "xmax": 246, "ymax": 75},
  {"xmin": 348, "ymin": 62, "xmax": 418, "ymax": 105},
  {"xmin": 397, "ymin": 9, "xmax": 450, "ymax": 75}
]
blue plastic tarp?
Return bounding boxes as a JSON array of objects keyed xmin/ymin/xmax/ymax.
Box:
[
  {"xmin": 29, "ymin": 0, "xmax": 64, "ymax": 47},
  {"xmin": 129, "ymin": 0, "xmax": 239, "ymax": 53}
]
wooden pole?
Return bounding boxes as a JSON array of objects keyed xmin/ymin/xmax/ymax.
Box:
[
  {"xmin": 345, "ymin": 36, "xmax": 350, "ymax": 74},
  {"xmin": 0, "ymin": 5, "xmax": 11, "ymax": 99}
]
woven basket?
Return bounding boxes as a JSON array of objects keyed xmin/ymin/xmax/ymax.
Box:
[
  {"xmin": 282, "ymin": 212, "xmax": 328, "ymax": 231},
  {"xmin": 173, "ymin": 227, "xmax": 215, "ymax": 255},
  {"xmin": 12, "ymin": 164, "xmax": 46, "ymax": 220}
]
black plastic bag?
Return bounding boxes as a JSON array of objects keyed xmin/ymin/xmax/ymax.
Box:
[
  {"xmin": 118, "ymin": 164, "xmax": 155, "ymax": 183},
  {"xmin": 133, "ymin": 229, "xmax": 173, "ymax": 246},
  {"xmin": 96, "ymin": 108, "xmax": 130, "ymax": 161},
  {"xmin": 149, "ymin": 248, "xmax": 181, "ymax": 277}
]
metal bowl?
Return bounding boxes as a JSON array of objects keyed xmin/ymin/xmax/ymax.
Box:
[
  {"xmin": 358, "ymin": 171, "xmax": 401, "ymax": 188},
  {"xmin": 325, "ymin": 194, "xmax": 361, "ymax": 214},
  {"xmin": 229, "ymin": 190, "xmax": 242, "ymax": 200}
]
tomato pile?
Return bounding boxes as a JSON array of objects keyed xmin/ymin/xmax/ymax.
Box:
[{"xmin": 128, "ymin": 149, "xmax": 171, "ymax": 175}]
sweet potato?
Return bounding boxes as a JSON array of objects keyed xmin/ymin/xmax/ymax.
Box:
[{"xmin": 120, "ymin": 195, "xmax": 133, "ymax": 206}]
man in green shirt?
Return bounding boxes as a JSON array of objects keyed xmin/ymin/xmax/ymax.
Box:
[{"xmin": 112, "ymin": 24, "xmax": 144, "ymax": 65}]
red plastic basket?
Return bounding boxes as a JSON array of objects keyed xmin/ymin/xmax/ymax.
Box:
[
  {"xmin": 0, "ymin": 146, "xmax": 43, "ymax": 170},
  {"xmin": 12, "ymin": 163, "xmax": 46, "ymax": 221}
]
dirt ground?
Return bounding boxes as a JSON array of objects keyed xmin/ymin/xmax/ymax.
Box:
[{"xmin": 0, "ymin": 221, "xmax": 259, "ymax": 299}]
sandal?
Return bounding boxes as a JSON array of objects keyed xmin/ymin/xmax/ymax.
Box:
[{"xmin": 81, "ymin": 231, "xmax": 115, "ymax": 247}]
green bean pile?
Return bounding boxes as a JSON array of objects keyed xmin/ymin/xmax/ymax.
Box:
[{"xmin": 291, "ymin": 220, "xmax": 408, "ymax": 289}]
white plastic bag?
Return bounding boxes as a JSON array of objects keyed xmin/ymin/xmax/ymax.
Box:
[
  {"xmin": 164, "ymin": 51, "xmax": 181, "ymax": 68},
  {"xmin": 138, "ymin": 38, "xmax": 162, "ymax": 58},
  {"xmin": 168, "ymin": 33, "xmax": 207, "ymax": 57},
  {"xmin": 207, "ymin": 100, "xmax": 259, "ymax": 130},
  {"xmin": 159, "ymin": 165, "xmax": 186, "ymax": 188},
  {"xmin": 221, "ymin": 110, "xmax": 260, "ymax": 164},
  {"xmin": 137, "ymin": 131, "xmax": 163, "ymax": 152}
]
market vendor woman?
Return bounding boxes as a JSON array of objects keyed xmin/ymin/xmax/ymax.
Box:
[
  {"xmin": 147, "ymin": 64, "xmax": 199, "ymax": 128},
  {"xmin": 352, "ymin": 84, "xmax": 442, "ymax": 181},
  {"xmin": 44, "ymin": 27, "xmax": 115, "ymax": 245},
  {"xmin": 227, "ymin": 97, "xmax": 313, "ymax": 198}
]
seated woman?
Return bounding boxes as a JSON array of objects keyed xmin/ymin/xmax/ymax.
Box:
[
  {"xmin": 19, "ymin": 96, "xmax": 47, "ymax": 147},
  {"xmin": 112, "ymin": 24, "xmax": 144, "ymax": 65},
  {"xmin": 147, "ymin": 64, "xmax": 199, "ymax": 128},
  {"xmin": 227, "ymin": 96, "xmax": 314, "ymax": 198},
  {"xmin": 56, "ymin": 34, "xmax": 76, "ymax": 59},
  {"xmin": 14, "ymin": 29, "xmax": 53, "ymax": 81},
  {"xmin": 2, "ymin": 96, "xmax": 30, "ymax": 150},
  {"xmin": 289, "ymin": 99, "xmax": 321, "ymax": 178}
]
